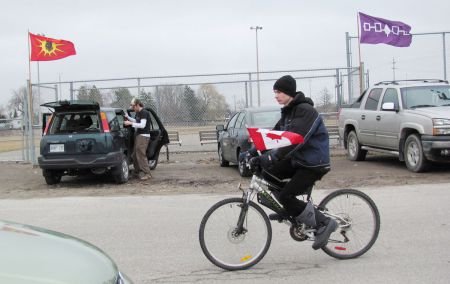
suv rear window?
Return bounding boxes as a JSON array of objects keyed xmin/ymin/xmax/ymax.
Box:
[{"xmin": 49, "ymin": 112, "xmax": 100, "ymax": 134}]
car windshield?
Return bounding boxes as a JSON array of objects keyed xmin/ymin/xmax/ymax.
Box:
[
  {"xmin": 249, "ymin": 110, "xmax": 281, "ymax": 128},
  {"xmin": 49, "ymin": 112, "xmax": 100, "ymax": 134},
  {"xmin": 401, "ymin": 85, "xmax": 450, "ymax": 109}
]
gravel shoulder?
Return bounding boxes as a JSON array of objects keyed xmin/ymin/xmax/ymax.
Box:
[{"xmin": 1, "ymin": 149, "xmax": 450, "ymax": 199}]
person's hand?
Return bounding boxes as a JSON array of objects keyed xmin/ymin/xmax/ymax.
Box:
[
  {"xmin": 124, "ymin": 120, "xmax": 133, "ymax": 126},
  {"xmin": 248, "ymin": 157, "xmax": 261, "ymax": 173},
  {"xmin": 259, "ymin": 154, "xmax": 274, "ymax": 169}
]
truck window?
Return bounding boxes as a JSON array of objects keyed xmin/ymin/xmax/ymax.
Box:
[
  {"xmin": 364, "ymin": 88, "xmax": 383, "ymax": 110},
  {"xmin": 381, "ymin": 88, "xmax": 399, "ymax": 109}
]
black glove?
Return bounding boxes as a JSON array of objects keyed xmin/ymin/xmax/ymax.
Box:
[
  {"xmin": 259, "ymin": 153, "xmax": 274, "ymax": 170},
  {"xmin": 239, "ymin": 148, "xmax": 257, "ymax": 162},
  {"xmin": 248, "ymin": 156, "xmax": 261, "ymax": 173}
]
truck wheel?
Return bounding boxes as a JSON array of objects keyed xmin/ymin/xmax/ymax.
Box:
[
  {"xmin": 347, "ymin": 131, "xmax": 367, "ymax": 161},
  {"xmin": 404, "ymin": 134, "xmax": 430, "ymax": 172},
  {"xmin": 43, "ymin": 169, "xmax": 62, "ymax": 185},
  {"xmin": 113, "ymin": 154, "xmax": 129, "ymax": 184}
]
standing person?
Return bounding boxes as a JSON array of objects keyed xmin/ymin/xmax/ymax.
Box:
[
  {"xmin": 248, "ymin": 75, "xmax": 337, "ymax": 250},
  {"xmin": 124, "ymin": 98, "xmax": 152, "ymax": 181}
]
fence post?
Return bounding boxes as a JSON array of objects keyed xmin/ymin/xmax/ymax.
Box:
[
  {"xmin": 335, "ymin": 69, "xmax": 342, "ymax": 107},
  {"xmin": 26, "ymin": 79, "xmax": 36, "ymax": 164},
  {"xmin": 70, "ymin": 82, "xmax": 74, "ymax": 100},
  {"xmin": 137, "ymin": 77, "xmax": 141, "ymax": 96},
  {"xmin": 54, "ymin": 84, "xmax": 58, "ymax": 101},
  {"xmin": 248, "ymin": 73, "xmax": 253, "ymax": 107},
  {"xmin": 23, "ymin": 84, "xmax": 29, "ymax": 162},
  {"xmin": 244, "ymin": 81, "xmax": 248, "ymax": 108}
]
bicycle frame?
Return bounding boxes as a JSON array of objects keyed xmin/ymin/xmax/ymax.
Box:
[{"xmin": 238, "ymin": 174, "xmax": 351, "ymax": 233}]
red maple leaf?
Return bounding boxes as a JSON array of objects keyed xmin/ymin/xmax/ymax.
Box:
[{"xmin": 265, "ymin": 132, "xmax": 282, "ymax": 141}]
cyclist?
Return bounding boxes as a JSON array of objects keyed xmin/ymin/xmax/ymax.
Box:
[{"xmin": 247, "ymin": 75, "xmax": 337, "ymax": 250}]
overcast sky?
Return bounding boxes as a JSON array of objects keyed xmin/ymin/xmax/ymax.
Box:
[{"xmin": 1, "ymin": 0, "xmax": 449, "ymax": 109}]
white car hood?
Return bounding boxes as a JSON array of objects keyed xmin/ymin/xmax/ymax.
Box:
[{"xmin": 0, "ymin": 220, "xmax": 119, "ymax": 284}]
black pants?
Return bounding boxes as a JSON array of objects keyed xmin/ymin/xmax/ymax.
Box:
[{"xmin": 265, "ymin": 159, "xmax": 327, "ymax": 217}]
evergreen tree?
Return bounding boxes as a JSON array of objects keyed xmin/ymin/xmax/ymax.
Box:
[
  {"xmin": 183, "ymin": 85, "xmax": 201, "ymax": 122},
  {"xmin": 111, "ymin": 88, "xmax": 133, "ymax": 109},
  {"xmin": 138, "ymin": 89, "xmax": 157, "ymax": 110}
]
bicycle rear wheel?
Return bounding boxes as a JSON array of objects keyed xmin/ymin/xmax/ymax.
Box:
[
  {"xmin": 319, "ymin": 189, "xmax": 380, "ymax": 259},
  {"xmin": 199, "ymin": 197, "xmax": 272, "ymax": 270}
]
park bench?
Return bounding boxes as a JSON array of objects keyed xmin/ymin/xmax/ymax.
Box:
[
  {"xmin": 199, "ymin": 130, "xmax": 218, "ymax": 145},
  {"xmin": 165, "ymin": 131, "xmax": 182, "ymax": 161},
  {"xmin": 326, "ymin": 125, "xmax": 341, "ymax": 145}
]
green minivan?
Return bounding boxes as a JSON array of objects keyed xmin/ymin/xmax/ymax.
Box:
[{"xmin": 38, "ymin": 100, "xmax": 169, "ymax": 185}]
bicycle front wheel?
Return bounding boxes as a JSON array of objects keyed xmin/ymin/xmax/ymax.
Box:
[
  {"xmin": 319, "ymin": 189, "xmax": 380, "ymax": 260},
  {"xmin": 199, "ymin": 197, "xmax": 272, "ymax": 270}
]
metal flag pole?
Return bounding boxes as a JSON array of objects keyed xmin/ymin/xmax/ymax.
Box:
[
  {"xmin": 26, "ymin": 30, "xmax": 36, "ymax": 164},
  {"xmin": 357, "ymin": 13, "xmax": 364, "ymax": 95}
]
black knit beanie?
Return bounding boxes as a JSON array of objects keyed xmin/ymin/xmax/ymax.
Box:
[{"xmin": 273, "ymin": 75, "xmax": 297, "ymax": 97}]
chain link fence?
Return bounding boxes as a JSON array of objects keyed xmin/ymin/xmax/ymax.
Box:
[{"xmin": 5, "ymin": 67, "xmax": 364, "ymax": 163}]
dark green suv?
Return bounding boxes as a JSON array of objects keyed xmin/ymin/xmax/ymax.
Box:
[{"xmin": 38, "ymin": 100, "xmax": 169, "ymax": 185}]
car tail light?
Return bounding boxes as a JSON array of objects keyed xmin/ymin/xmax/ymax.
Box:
[
  {"xmin": 100, "ymin": 112, "xmax": 110, "ymax": 133},
  {"xmin": 43, "ymin": 114, "xmax": 53, "ymax": 136}
]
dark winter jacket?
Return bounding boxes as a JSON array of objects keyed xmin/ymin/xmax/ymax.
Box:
[{"xmin": 269, "ymin": 91, "xmax": 330, "ymax": 171}]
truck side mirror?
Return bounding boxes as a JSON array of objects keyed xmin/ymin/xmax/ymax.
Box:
[
  {"xmin": 382, "ymin": 102, "xmax": 398, "ymax": 111},
  {"xmin": 216, "ymin": 125, "xmax": 225, "ymax": 131}
]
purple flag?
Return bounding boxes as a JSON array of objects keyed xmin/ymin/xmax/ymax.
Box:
[{"xmin": 359, "ymin": 12, "xmax": 412, "ymax": 47}]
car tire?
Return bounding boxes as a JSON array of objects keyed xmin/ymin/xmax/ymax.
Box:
[
  {"xmin": 218, "ymin": 144, "xmax": 229, "ymax": 167},
  {"xmin": 404, "ymin": 134, "xmax": 430, "ymax": 172},
  {"xmin": 346, "ymin": 130, "xmax": 367, "ymax": 161},
  {"xmin": 113, "ymin": 154, "xmax": 129, "ymax": 184},
  {"xmin": 238, "ymin": 151, "xmax": 252, "ymax": 177},
  {"xmin": 43, "ymin": 169, "xmax": 62, "ymax": 185}
]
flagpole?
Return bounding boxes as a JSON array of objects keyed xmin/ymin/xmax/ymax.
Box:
[
  {"xmin": 26, "ymin": 30, "xmax": 35, "ymax": 164},
  {"xmin": 357, "ymin": 13, "xmax": 364, "ymax": 95}
]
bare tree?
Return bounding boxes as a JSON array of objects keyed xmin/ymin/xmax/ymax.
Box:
[
  {"xmin": 197, "ymin": 84, "xmax": 230, "ymax": 121},
  {"xmin": 8, "ymin": 86, "xmax": 27, "ymax": 118},
  {"xmin": 317, "ymin": 87, "xmax": 335, "ymax": 113}
]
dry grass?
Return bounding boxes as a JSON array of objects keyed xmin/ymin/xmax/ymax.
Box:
[{"xmin": 0, "ymin": 138, "xmax": 40, "ymax": 153}]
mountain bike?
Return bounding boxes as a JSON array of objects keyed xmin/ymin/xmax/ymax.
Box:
[{"xmin": 199, "ymin": 170, "xmax": 380, "ymax": 271}]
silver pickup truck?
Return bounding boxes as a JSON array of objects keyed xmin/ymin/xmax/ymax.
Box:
[{"xmin": 338, "ymin": 79, "xmax": 450, "ymax": 172}]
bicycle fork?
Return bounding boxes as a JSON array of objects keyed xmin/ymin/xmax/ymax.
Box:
[{"xmin": 235, "ymin": 190, "xmax": 252, "ymax": 235}]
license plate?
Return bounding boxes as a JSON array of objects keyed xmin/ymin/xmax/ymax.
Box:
[{"xmin": 49, "ymin": 144, "xmax": 64, "ymax": 153}]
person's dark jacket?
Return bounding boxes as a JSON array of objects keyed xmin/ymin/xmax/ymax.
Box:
[{"xmin": 267, "ymin": 91, "xmax": 330, "ymax": 171}]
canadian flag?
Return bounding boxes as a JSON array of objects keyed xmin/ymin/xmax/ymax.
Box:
[{"xmin": 247, "ymin": 128, "xmax": 304, "ymax": 151}]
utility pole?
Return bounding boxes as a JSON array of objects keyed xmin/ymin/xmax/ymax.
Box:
[{"xmin": 250, "ymin": 26, "xmax": 262, "ymax": 107}]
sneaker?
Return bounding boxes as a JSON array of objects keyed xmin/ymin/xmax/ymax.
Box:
[
  {"xmin": 268, "ymin": 213, "xmax": 285, "ymax": 221},
  {"xmin": 312, "ymin": 218, "xmax": 338, "ymax": 250},
  {"xmin": 140, "ymin": 173, "xmax": 152, "ymax": 181},
  {"xmin": 268, "ymin": 212, "xmax": 289, "ymax": 222}
]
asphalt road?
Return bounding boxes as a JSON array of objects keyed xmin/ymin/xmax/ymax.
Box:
[{"xmin": 0, "ymin": 183, "xmax": 449, "ymax": 284}]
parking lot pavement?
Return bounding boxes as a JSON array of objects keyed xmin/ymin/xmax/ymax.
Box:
[{"xmin": 0, "ymin": 183, "xmax": 449, "ymax": 283}]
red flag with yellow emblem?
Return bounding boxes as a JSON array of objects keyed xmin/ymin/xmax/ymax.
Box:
[{"xmin": 29, "ymin": 33, "xmax": 76, "ymax": 61}]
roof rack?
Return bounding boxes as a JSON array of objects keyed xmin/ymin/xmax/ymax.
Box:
[{"xmin": 374, "ymin": 79, "xmax": 449, "ymax": 86}]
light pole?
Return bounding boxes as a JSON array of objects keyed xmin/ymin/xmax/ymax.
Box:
[{"xmin": 250, "ymin": 26, "xmax": 262, "ymax": 107}]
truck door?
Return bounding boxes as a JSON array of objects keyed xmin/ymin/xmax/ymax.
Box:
[
  {"xmin": 358, "ymin": 88, "xmax": 383, "ymax": 146},
  {"xmin": 375, "ymin": 88, "xmax": 401, "ymax": 149}
]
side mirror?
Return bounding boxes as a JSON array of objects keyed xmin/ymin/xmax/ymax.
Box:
[
  {"xmin": 216, "ymin": 125, "xmax": 224, "ymax": 131},
  {"xmin": 382, "ymin": 102, "xmax": 397, "ymax": 111}
]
